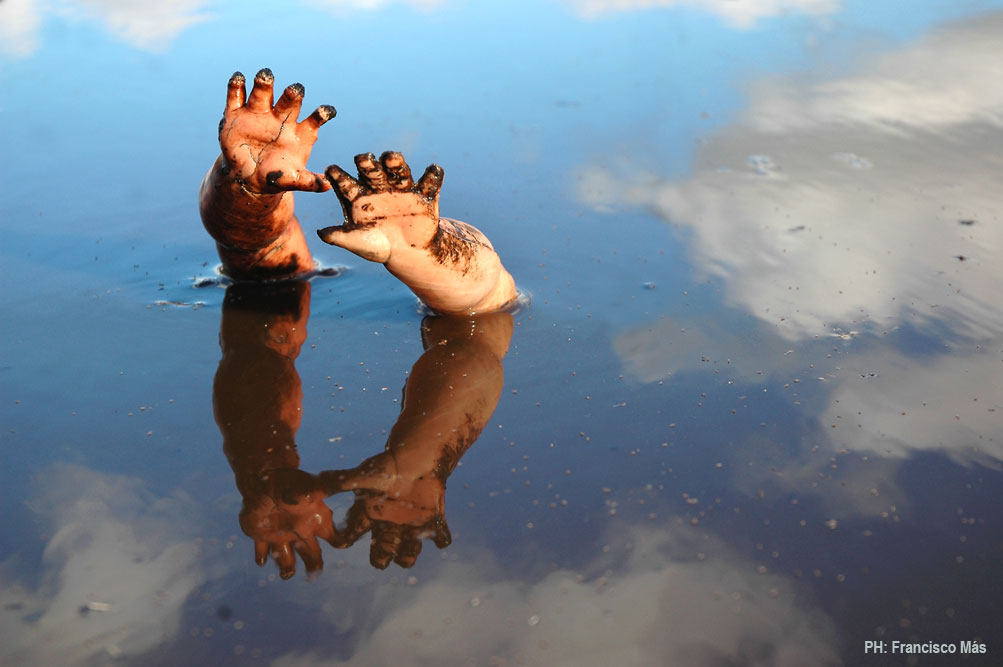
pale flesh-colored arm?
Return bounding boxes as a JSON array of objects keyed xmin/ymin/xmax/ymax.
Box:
[{"xmin": 318, "ymin": 152, "xmax": 517, "ymax": 314}]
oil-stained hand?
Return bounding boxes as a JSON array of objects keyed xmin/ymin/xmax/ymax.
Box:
[
  {"xmin": 219, "ymin": 68, "xmax": 335, "ymax": 195},
  {"xmin": 318, "ymin": 151, "xmax": 517, "ymax": 314},
  {"xmin": 317, "ymin": 151, "xmax": 443, "ymax": 262}
]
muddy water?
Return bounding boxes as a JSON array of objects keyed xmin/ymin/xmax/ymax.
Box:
[{"xmin": 2, "ymin": 1, "xmax": 1001, "ymax": 664}]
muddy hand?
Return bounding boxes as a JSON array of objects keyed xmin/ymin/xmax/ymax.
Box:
[
  {"xmin": 317, "ymin": 152, "xmax": 442, "ymax": 261},
  {"xmin": 317, "ymin": 151, "xmax": 517, "ymax": 315},
  {"xmin": 324, "ymin": 151, "xmax": 443, "ymax": 224},
  {"xmin": 220, "ymin": 68, "xmax": 335, "ymax": 194}
]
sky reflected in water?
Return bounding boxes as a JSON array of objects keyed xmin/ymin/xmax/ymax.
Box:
[{"xmin": 2, "ymin": 0, "xmax": 1002, "ymax": 665}]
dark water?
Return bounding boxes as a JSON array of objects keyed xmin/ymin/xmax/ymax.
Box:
[{"xmin": 2, "ymin": 1, "xmax": 1002, "ymax": 664}]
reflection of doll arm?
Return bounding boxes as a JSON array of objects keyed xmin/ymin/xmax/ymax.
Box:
[
  {"xmin": 213, "ymin": 281, "xmax": 337, "ymax": 578},
  {"xmin": 215, "ymin": 350, "xmax": 303, "ymax": 497},
  {"xmin": 332, "ymin": 314, "xmax": 512, "ymax": 497},
  {"xmin": 386, "ymin": 352, "xmax": 503, "ymax": 477},
  {"xmin": 322, "ymin": 315, "xmax": 513, "ymax": 568},
  {"xmin": 388, "ymin": 312, "xmax": 512, "ymax": 470},
  {"xmin": 214, "ymin": 282, "xmax": 311, "ymax": 490}
]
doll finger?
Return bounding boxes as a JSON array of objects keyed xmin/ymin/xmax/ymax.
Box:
[
  {"xmin": 299, "ymin": 104, "xmax": 337, "ymax": 136},
  {"xmin": 294, "ymin": 538, "xmax": 324, "ymax": 575},
  {"xmin": 247, "ymin": 68, "xmax": 275, "ymax": 113},
  {"xmin": 273, "ymin": 82, "xmax": 305, "ymax": 119},
  {"xmin": 330, "ymin": 501, "xmax": 372, "ymax": 548},
  {"xmin": 254, "ymin": 540, "xmax": 269, "ymax": 566},
  {"xmin": 273, "ymin": 542, "xmax": 297, "ymax": 579},
  {"xmin": 272, "ymin": 169, "xmax": 332, "ymax": 193},
  {"xmin": 324, "ymin": 165, "xmax": 362, "ymax": 203},
  {"xmin": 416, "ymin": 164, "xmax": 444, "ymax": 200},
  {"xmin": 369, "ymin": 522, "xmax": 403, "ymax": 569},
  {"xmin": 431, "ymin": 515, "xmax": 452, "ymax": 549},
  {"xmin": 355, "ymin": 153, "xmax": 389, "ymax": 193},
  {"xmin": 380, "ymin": 151, "xmax": 414, "ymax": 191},
  {"xmin": 393, "ymin": 532, "xmax": 423, "ymax": 568},
  {"xmin": 315, "ymin": 515, "xmax": 337, "ymax": 545},
  {"xmin": 226, "ymin": 71, "xmax": 246, "ymax": 111}
]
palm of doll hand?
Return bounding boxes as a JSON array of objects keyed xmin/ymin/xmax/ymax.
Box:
[{"xmin": 219, "ymin": 68, "xmax": 335, "ymax": 195}]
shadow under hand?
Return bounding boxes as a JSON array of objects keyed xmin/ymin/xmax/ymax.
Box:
[
  {"xmin": 213, "ymin": 280, "xmax": 336, "ymax": 579},
  {"xmin": 321, "ymin": 312, "xmax": 514, "ymax": 569}
]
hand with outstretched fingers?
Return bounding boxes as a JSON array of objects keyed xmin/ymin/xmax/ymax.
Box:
[
  {"xmin": 320, "ymin": 456, "xmax": 452, "ymax": 569},
  {"xmin": 239, "ymin": 468, "xmax": 337, "ymax": 579},
  {"xmin": 220, "ymin": 68, "xmax": 335, "ymax": 195},
  {"xmin": 318, "ymin": 151, "xmax": 517, "ymax": 314},
  {"xmin": 326, "ymin": 151, "xmax": 444, "ymax": 225},
  {"xmin": 319, "ymin": 151, "xmax": 444, "ymax": 263}
]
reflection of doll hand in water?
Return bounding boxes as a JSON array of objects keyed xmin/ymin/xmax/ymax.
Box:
[
  {"xmin": 200, "ymin": 68, "xmax": 336, "ymax": 279},
  {"xmin": 322, "ymin": 456, "xmax": 452, "ymax": 569},
  {"xmin": 239, "ymin": 469, "xmax": 337, "ymax": 579},
  {"xmin": 318, "ymin": 152, "xmax": 517, "ymax": 315},
  {"xmin": 322, "ymin": 312, "xmax": 513, "ymax": 568}
]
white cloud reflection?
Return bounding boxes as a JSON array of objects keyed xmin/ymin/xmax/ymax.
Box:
[
  {"xmin": 0, "ymin": 464, "xmax": 205, "ymax": 664},
  {"xmin": 593, "ymin": 13, "xmax": 1003, "ymax": 470},
  {"xmin": 568, "ymin": 0, "xmax": 838, "ymax": 27},
  {"xmin": 305, "ymin": 0, "xmax": 446, "ymax": 12},
  {"xmin": 0, "ymin": 0, "xmax": 42, "ymax": 57},
  {"xmin": 585, "ymin": 13, "xmax": 1003, "ymax": 342},
  {"xmin": 0, "ymin": 0, "xmax": 211, "ymax": 57},
  {"xmin": 275, "ymin": 524, "xmax": 838, "ymax": 666},
  {"xmin": 748, "ymin": 17, "xmax": 1003, "ymax": 132},
  {"xmin": 824, "ymin": 346, "xmax": 1002, "ymax": 465}
]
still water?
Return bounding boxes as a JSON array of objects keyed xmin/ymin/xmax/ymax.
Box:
[{"xmin": 2, "ymin": 1, "xmax": 1002, "ymax": 664}]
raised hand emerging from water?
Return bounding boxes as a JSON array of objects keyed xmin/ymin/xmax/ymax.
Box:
[
  {"xmin": 200, "ymin": 68, "xmax": 335, "ymax": 279},
  {"xmin": 322, "ymin": 313, "xmax": 513, "ymax": 568},
  {"xmin": 319, "ymin": 152, "xmax": 517, "ymax": 315}
]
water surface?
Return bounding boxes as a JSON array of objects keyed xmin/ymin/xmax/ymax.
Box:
[{"xmin": 2, "ymin": 1, "xmax": 1002, "ymax": 664}]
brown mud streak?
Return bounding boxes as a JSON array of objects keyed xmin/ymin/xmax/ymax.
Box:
[
  {"xmin": 429, "ymin": 220, "xmax": 484, "ymax": 274},
  {"xmin": 434, "ymin": 412, "xmax": 481, "ymax": 480},
  {"xmin": 234, "ymin": 253, "xmax": 302, "ymax": 281}
]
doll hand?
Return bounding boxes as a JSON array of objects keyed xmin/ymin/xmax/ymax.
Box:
[
  {"xmin": 219, "ymin": 68, "xmax": 335, "ymax": 195},
  {"xmin": 326, "ymin": 151, "xmax": 443, "ymax": 225}
]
